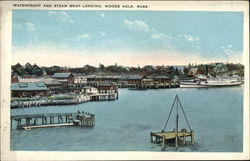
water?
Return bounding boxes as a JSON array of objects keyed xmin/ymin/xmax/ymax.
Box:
[{"xmin": 11, "ymin": 87, "xmax": 243, "ymax": 152}]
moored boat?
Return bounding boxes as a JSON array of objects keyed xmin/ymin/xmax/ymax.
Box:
[{"xmin": 180, "ymin": 75, "xmax": 243, "ymax": 88}]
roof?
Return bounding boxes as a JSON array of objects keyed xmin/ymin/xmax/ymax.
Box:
[
  {"xmin": 11, "ymin": 82, "xmax": 48, "ymax": 91},
  {"xmin": 22, "ymin": 74, "xmax": 37, "ymax": 77},
  {"xmin": 154, "ymin": 75, "xmax": 170, "ymax": 79},
  {"xmin": 188, "ymin": 68, "xmax": 198, "ymax": 76},
  {"xmin": 52, "ymin": 73, "xmax": 72, "ymax": 78},
  {"xmin": 19, "ymin": 78, "xmax": 62, "ymax": 85},
  {"xmin": 83, "ymin": 86, "xmax": 95, "ymax": 89},
  {"xmin": 43, "ymin": 79, "xmax": 62, "ymax": 85},
  {"xmin": 119, "ymin": 76, "xmax": 129, "ymax": 80},
  {"xmin": 128, "ymin": 75, "xmax": 145, "ymax": 80},
  {"xmin": 146, "ymin": 75, "xmax": 156, "ymax": 79}
]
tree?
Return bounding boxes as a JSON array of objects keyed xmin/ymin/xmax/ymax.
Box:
[
  {"xmin": 99, "ymin": 63, "xmax": 105, "ymax": 72},
  {"xmin": 25, "ymin": 63, "xmax": 33, "ymax": 74}
]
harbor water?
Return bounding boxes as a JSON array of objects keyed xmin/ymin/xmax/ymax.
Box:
[{"xmin": 11, "ymin": 87, "xmax": 243, "ymax": 152}]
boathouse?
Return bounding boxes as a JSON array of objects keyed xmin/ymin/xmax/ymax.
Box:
[
  {"xmin": 11, "ymin": 82, "xmax": 49, "ymax": 97},
  {"xmin": 97, "ymin": 83, "xmax": 118, "ymax": 94},
  {"xmin": 51, "ymin": 73, "xmax": 75, "ymax": 84},
  {"xmin": 141, "ymin": 77, "xmax": 155, "ymax": 88},
  {"xmin": 127, "ymin": 75, "xmax": 146, "ymax": 88},
  {"xmin": 154, "ymin": 75, "xmax": 171, "ymax": 84},
  {"xmin": 19, "ymin": 78, "xmax": 63, "ymax": 94},
  {"xmin": 117, "ymin": 75, "xmax": 129, "ymax": 88},
  {"xmin": 44, "ymin": 79, "xmax": 63, "ymax": 94}
]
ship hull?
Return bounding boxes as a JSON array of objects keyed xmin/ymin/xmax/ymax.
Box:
[
  {"xmin": 180, "ymin": 81, "xmax": 242, "ymax": 88},
  {"xmin": 179, "ymin": 83, "xmax": 208, "ymax": 88}
]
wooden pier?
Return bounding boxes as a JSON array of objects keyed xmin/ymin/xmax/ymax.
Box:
[
  {"xmin": 150, "ymin": 129, "xmax": 195, "ymax": 149},
  {"xmin": 150, "ymin": 95, "xmax": 195, "ymax": 149},
  {"xmin": 11, "ymin": 111, "xmax": 95, "ymax": 130}
]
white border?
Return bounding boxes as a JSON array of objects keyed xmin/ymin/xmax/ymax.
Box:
[{"xmin": 0, "ymin": 1, "xmax": 249, "ymax": 160}]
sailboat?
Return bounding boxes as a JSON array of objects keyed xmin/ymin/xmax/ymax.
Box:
[{"xmin": 150, "ymin": 95, "xmax": 195, "ymax": 149}]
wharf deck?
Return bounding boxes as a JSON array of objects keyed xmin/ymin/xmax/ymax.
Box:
[
  {"xmin": 150, "ymin": 130, "xmax": 195, "ymax": 149},
  {"xmin": 151, "ymin": 131, "xmax": 192, "ymax": 140},
  {"xmin": 11, "ymin": 111, "xmax": 95, "ymax": 130}
]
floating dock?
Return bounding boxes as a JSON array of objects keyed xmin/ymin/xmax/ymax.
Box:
[
  {"xmin": 150, "ymin": 95, "xmax": 195, "ymax": 149},
  {"xmin": 11, "ymin": 111, "xmax": 95, "ymax": 130}
]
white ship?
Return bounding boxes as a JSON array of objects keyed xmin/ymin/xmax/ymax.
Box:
[{"xmin": 180, "ymin": 75, "xmax": 243, "ymax": 88}]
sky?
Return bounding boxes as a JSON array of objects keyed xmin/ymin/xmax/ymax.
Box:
[{"xmin": 12, "ymin": 10, "xmax": 243, "ymax": 67}]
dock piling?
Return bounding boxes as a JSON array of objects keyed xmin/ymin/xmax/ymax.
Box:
[
  {"xmin": 183, "ymin": 135, "xmax": 186, "ymax": 144},
  {"xmin": 175, "ymin": 136, "xmax": 178, "ymax": 148},
  {"xmin": 150, "ymin": 132, "xmax": 153, "ymax": 142},
  {"xmin": 162, "ymin": 135, "xmax": 165, "ymax": 149},
  {"xmin": 191, "ymin": 130, "xmax": 195, "ymax": 144}
]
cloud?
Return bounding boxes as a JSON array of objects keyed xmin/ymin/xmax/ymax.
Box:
[
  {"xmin": 61, "ymin": 11, "xmax": 74, "ymax": 23},
  {"xmin": 151, "ymin": 33, "xmax": 165, "ymax": 39},
  {"xmin": 99, "ymin": 31, "xmax": 106, "ymax": 37},
  {"xmin": 25, "ymin": 22, "xmax": 35, "ymax": 31},
  {"xmin": 48, "ymin": 11, "xmax": 74, "ymax": 23},
  {"xmin": 100, "ymin": 13, "xmax": 105, "ymax": 18},
  {"xmin": 220, "ymin": 46, "xmax": 234, "ymax": 57},
  {"xmin": 124, "ymin": 19, "xmax": 149, "ymax": 32},
  {"xmin": 48, "ymin": 11, "xmax": 57, "ymax": 15},
  {"xmin": 178, "ymin": 34, "xmax": 199, "ymax": 42},
  {"xmin": 78, "ymin": 34, "xmax": 90, "ymax": 39},
  {"xmin": 208, "ymin": 45, "xmax": 242, "ymax": 63}
]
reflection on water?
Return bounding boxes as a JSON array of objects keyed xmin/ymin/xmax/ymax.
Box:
[{"xmin": 11, "ymin": 87, "xmax": 243, "ymax": 151}]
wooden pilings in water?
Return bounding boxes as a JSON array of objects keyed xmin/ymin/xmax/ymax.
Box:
[{"xmin": 11, "ymin": 112, "xmax": 95, "ymax": 130}]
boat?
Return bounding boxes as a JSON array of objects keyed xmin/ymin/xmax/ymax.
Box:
[
  {"xmin": 180, "ymin": 75, "xmax": 243, "ymax": 88},
  {"xmin": 179, "ymin": 80, "xmax": 208, "ymax": 88},
  {"xmin": 204, "ymin": 80, "xmax": 242, "ymax": 87}
]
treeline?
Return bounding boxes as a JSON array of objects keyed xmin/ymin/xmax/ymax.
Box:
[
  {"xmin": 11, "ymin": 62, "xmax": 244, "ymax": 77},
  {"xmin": 12, "ymin": 63, "xmax": 182, "ymax": 76}
]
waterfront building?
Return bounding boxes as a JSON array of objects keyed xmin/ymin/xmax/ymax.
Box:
[
  {"xmin": 141, "ymin": 77, "xmax": 155, "ymax": 88},
  {"xmin": 97, "ymin": 83, "xmax": 118, "ymax": 94},
  {"xmin": 73, "ymin": 74, "xmax": 87, "ymax": 85},
  {"xmin": 117, "ymin": 75, "xmax": 129, "ymax": 87},
  {"xmin": 127, "ymin": 75, "xmax": 146, "ymax": 88},
  {"xmin": 18, "ymin": 78, "xmax": 63, "ymax": 94},
  {"xmin": 11, "ymin": 82, "xmax": 49, "ymax": 97},
  {"xmin": 51, "ymin": 73, "xmax": 75, "ymax": 84},
  {"xmin": 11, "ymin": 73, "xmax": 19, "ymax": 83},
  {"xmin": 44, "ymin": 79, "xmax": 63, "ymax": 94},
  {"xmin": 22, "ymin": 74, "xmax": 38, "ymax": 79},
  {"xmin": 82, "ymin": 86, "xmax": 98, "ymax": 95},
  {"xmin": 153, "ymin": 75, "xmax": 171, "ymax": 84}
]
